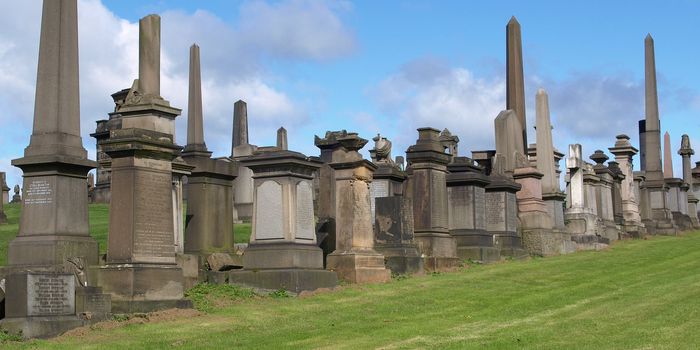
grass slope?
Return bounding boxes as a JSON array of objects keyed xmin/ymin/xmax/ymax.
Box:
[
  {"xmin": 5, "ymin": 232, "xmax": 700, "ymax": 349},
  {"xmin": 0, "ymin": 204, "xmax": 250, "ymax": 265}
]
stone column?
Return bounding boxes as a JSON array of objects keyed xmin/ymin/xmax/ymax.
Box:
[
  {"xmin": 406, "ymin": 128, "xmax": 460, "ymax": 270},
  {"xmin": 276, "ymin": 127, "xmax": 288, "ymax": 150},
  {"xmin": 679, "ymin": 135, "xmax": 700, "ymax": 228},
  {"xmin": 325, "ymin": 133, "xmax": 391, "ymax": 283},
  {"xmin": 2, "ymin": 172, "xmax": 10, "ymax": 204},
  {"xmin": 447, "ymin": 157, "xmax": 497, "ymax": 261},
  {"xmin": 228, "ymin": 150, "xmax": 338, "ymax": 292},
  {"xmin": 642, "ymin": 34, "xmax": 677, "ymax": 234},
  {"xmin": 506, "ymin": 17, "xmax": 527, "ymax": 152},
  {"xmin": 231, "ymin": 100, "xmax": 255, "ymax": 222},
  {"xmin": 9, "ymin": 0, "xmax": 98, "ymax": 267},
  {"xmin": 93, "ymin": 15, "xmax": 189, "ymax": 313},
  {"xmin": 182, "ymin": 44, "xmax": 237, "ymax": 257},
  {"xmin": 565, "ymin": 145, "xmax": 603, "ymax": 249},
  {"xmin": 495, "ymin": 110, "xmax": 524, "ymax": 174},
  {"xmin": 608, "ymin": 161, "xmax": 625, "ymax": 227},
  {"xmin": 609, "ymin": 135, "xmax": 645, "ymax": 236},
  {"xmin": 663, "ymin": 131, "xmax": 692, "ymax": 229}
]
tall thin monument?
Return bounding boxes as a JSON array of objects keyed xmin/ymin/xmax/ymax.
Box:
[
  {"xmin": 9, "ymin": 0, "xmax": 98, "ymax": 266},
  {"xmin": 507, "ymin": 16, "xmax": 527, "ymax": 152}
]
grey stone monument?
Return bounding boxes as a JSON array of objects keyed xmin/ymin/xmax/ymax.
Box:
[
  {"xmin": 182, "ymin": 44, "xmax": 237, "ymax": 257},
  {"xmin": 1, "ymin": 172, "xmax": 9, "ymax": 204},
  {"xmin": 231, "ymin": 100, "xmax": 256, "ymax": 222},
  {"xmin": 11, "ymin": 184, "xmax": 21, "ymax": 203},
  {"xmin": 277, "ymin": 127, "xmax": 288, "ymax": 150},
  {"xmin": 374, "ymin": 196, "xmax": 423, "ymax": 274},
  {"xmin": 405, "ymin": 128, "xmax": 460, "ymax": 270},
  {"xmin": 506, "ymin": 16, "xmax": 527, "ymax": 152},
  {"xmin": 91, "ymin": 14, "xmax": 190, "ymax": 313},
  {"xmin": 495, "ymin": 110, "xmax": 524, "ymax": 174},
  {"xmin": 228, "ymin": 150, "xmax": 337, "ymax": 292},
  {"xmin": 485, "ymin": 154, "xmax": 525, "ymax": 257},
  {"xmin": 678, "ymin": 135, "xmax": 700, "ymax": 228},
  {"xmin": 369, "ymin": 134, "xmax": 406, "ymax": 222},
  {"xmin": 609, "ymin": 135, "xmax": 645, "ymax": 237},
  {"xmin": 638, "ymin": 120, "xmax": 647, "ymax": 171},
  {"xmin": 663, "ymin": 132, "xmax": 692, "ymax": 229},
  {"xmin": 590, "ymin": 151, "xmax": 620, "ymax": 241},
  {"xmin": 565, "ymin": 145, "xmax": 605, "ymax": 249},
  {"xmin": 446, "ymin": 157, "xmax": 499, "ymax": 262},
  {"xmin": 641, "ymin": 34, "xmax": 677, "ymax": 235}
]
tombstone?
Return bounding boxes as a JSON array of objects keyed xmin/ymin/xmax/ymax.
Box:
[
  {"xmin": 369, "ymin": 134, "xmax": 406, "ymax": 222},
  {"xmin": 181, "ymin": 44, "xmax": 237, "ymax": 259},
  {"xmin": 446, "ymin": 157, "xmax": 499, "ymax": 262},
  {"xmin": 638, "ymin": 120, "xmax": 647, "ymax": 171},
  {"xmin": 662, "ymin": 132, "xmax": 692, "ymax": 229},
  {"xmin": 374, "ymin": 197, "xmax": 423, "ymax": 274},
  {"xmin": 609, "ymin": 134, "xmax": 645, "ymax": 236},
  {"xmin": 608, "ymin": 161, "xmax": 625, "ymax": 227},
  {"xmin": 494, "ymin": 110, "xmax": 524, "ymax": 174},
  {"xmin": 693, "ymin": 161, "xmax": 700, "ymax": 212},
  {"xmin": 1, "ymin": 172, "xmax": 9, "ymax": 204},
  {"xmin": 471, "ymin": 150, "xmax": 496, "ymax": 175},
  {"xmin": 172, "ymin": 157, "xmax": 193, "ymax": 255},
  {"xmin": 506, "ymin": 16, "xmax": 527, "ymax": 152},
  {"xmin": 533, "ymin": 88, "xmax": 572, "ymax": 252},
  {"xmin": 231, "ymin": 100, "xmax": 256, "ymax": 222},
  {"xmin": 634, "ymin": 171, "xmax": 654, "ymax": 228},
  {"xmin": 565, "ymin": 145, "xmax": 605, "ymax": 249},
  {"xmin": 316, "ymin": 132, "xmax": 390, "ymax": 283},
  {"xmin": 678, "ymin": 135, "xmax": 700, "ymax": 228},
  {"xmin": 1, "ymin": 0, "xmax": 110, "ymax": 338},
  {"xmin": 641, "ymin": 34, "xmax": 677, "ymax": 234},
  {"xmin": 91, "ymin": 14, "xmax": 190, "ymax": 313},
  {"xmin": 11, "ymin": 185, "xmax": 21, "ymax": 203},
  {"xmin": 439, "ymin": 128, "xmax": 459, "ymax": 160},
  {"xmin": 589, "ymin": 151, "xmax": 620, "ymax": 241},
  {"xmin": 485, "ymin": 154, "xmax": 525, "ymax": 257},
  {"xmin": 0, "ymin": 176, "xmax": 6, "ymax": 224},
  {"xmin": 405, "ymin": 128, "xmax": 460, "ymax": 270},
  {"xmin": 228, "ymin": 150, "xmax": 338, "ymax": 291}
]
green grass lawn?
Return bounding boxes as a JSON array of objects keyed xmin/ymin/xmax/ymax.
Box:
[
  {"xmin": 0, "ymin": 204, "xmax": 250, "ymax": 265},
  {"xmin": 3, "ymin": 231, "xmax": 699, "ymax": 349}
]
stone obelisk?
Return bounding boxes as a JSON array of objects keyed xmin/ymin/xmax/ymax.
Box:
[
  {"xmin": 679, "ymin": 135, "xmax": 700, "ymax": 228},
  {"xmin": 277, "ymin": 127, "xmax": 288, "ymax": 150},
  {"xmin": 663, "ymin": 131, "xmax": 673, "ymax": 178},
  {"xmin": 9, "ymin": 0, "xmax": 98, "ymax": 267},
  {"xmin": 642, "ymin": 34, "xmax": 677, "ymax": 234},
  {"xmin": 182, "ymin": 44, "xmax": 236, "ymax": 256},
  {"xmin": 507, "ymin": 16, "xmax": 527, "ymax": 152},
  {"xmin": 95, "ymin": 14, "xmax": 190, "ymax": 312},
  {"xmin": 231, "ymin": 100, "xmax": 255, "ymax": 221},
  {"xmin": 232, "ymin": 100, "xmax": 249, "ymax": 155}
]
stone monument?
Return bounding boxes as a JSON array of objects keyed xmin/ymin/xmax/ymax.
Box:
[
  {"xmin": 181, "ymin": 44, "xmax": 237, "ymax": 257},
  {"xmin": 609, "ymin": 135, "xmax": 645, "ymax": 236},
  {"xmin": 91, "ymin": 14, "xmax": 190, "ymax": 313},
  {"xmin": 405, "ymin": 128, "xmax": 460, "ymax": 270},
  {"xmin": 1, "ymin": 172, "xmax": 9, "ymax": 204},
  {"xmin": 228, "ymin": 150, "xmax": 338, "ymax": 291},
  {"xmin": 485, "ymin": 154, "xmax": 525, "ymax": 257},
  {"xmin": 11, "ymin": 185, "xmax": 21, "ymax": 203},
  {"xmin": 565, "ymin": 145, "xmax": 604, "ymax": 249},
  {"xmin": 506, "ymin": 16, "xmax": 527, "ymax": 152},
  {"xmin": 678, "ymin": 135, "xmax": 700, "ymax": 228},
  {"xmin": 641, "ymin": 34, "xmax": 677, "ymax": 234},
  {"xmin": 369, "ymin": 134, "xmax": 406, "ymax": 221},
  {"xmin": 374, "ymin": 196, "xmax": 423, "ymax": 274},
  {"xmin": 231, "ymin": 100, "xmax": 256, "ymax": 222},
  {"xmin": 589, "ymin": 151, "xmax": 620, "ymax": 241},
  {"xmin": 663, "ymin": 132, "xmax": 692, "ymax": 229}
]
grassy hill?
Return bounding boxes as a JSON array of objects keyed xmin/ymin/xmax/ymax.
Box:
[
  {"xmin": 0, "ymin": 203, "xmax": 251, "ymax": 265},
  {"xmin": 3, "ymin": 223, "xmax": 699, "ymax": 348}
]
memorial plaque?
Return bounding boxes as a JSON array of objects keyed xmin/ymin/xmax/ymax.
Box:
[
  {"xmin": 448, "ymin": 186, "xmax": 470, "ymax": 229},
  {"xmin": 485, "ymin": 192, "xmax": 506, "ymax": 231},
  {"xmin": 133, "ymin": 170, "xmax": 174, "ymax": 260},
  {"xmin": 506, "ymin": 192, "xmax": 518, "ymax": 232},
  {"xmin": 474, "ymin": 187, "xmax": 486, "ymax": 230},
  {"xmin": 370, "ymin": 180, "xmax": 389, "ymax": 221},
  {"xmin": 255, "ymin": 181, "xmax": 284, "ymax": 240},
  {"xmin": 27, "ymin": 273, "xmax": 75, "ymax": 316},
  {"xmin": 295, "ymin": 181, "xmax": 315, "ymax": 240},
  {"xmin": 24, "ymin": 178, "xmax": 54, "ymax": 205},
  {"xmin": 431, "ymin": 171, "xmax": 447, "ymax": 228}
]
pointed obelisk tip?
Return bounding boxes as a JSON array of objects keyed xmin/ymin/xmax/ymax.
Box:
[
  {"xmin": 508, "ymin": 16, "xmax": 519, "ymax": 25},
  {"xmin": 537, "ymin": 88, "xmax": 546, "ymax": 95},
  {"xmin": 235, "ymin": 99, "xmax": 246, "ymax": 105},
  {"xmin": 645, "ymin": 33, "xmax": 653, "ymax": 41},
  {"xmin": 190, "ymin": 43, "xmax": 199, "ymax": 50}
]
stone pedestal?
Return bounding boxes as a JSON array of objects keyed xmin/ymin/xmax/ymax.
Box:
[
  {"xmin": 374, "ymin": 196, "xmax": 423, "ymax": 274},
  {"xmin": 665, "ymin": 178, "xmax": 692, "ymax": 230},
  {"xmin": 327, "ymin": 147, "xmax": 391, "ymax": 282},
  {"xmin": 565, "ymin": 145, "xmax": 606, "ymax": 249},
  {"xmin": 644, "ymin": 179, "xmax": 678, "ymax": 235},
  {"xmin": 590, "ymin": 151, "xmax": 620, "ymax": 242},
  {"xmin": 609, "ymin": 135, "xmax": 645, "ymax": 237},
  {"xmin": 679, "ymin": 136, "xmax": 700, "ymax": 228},
  {"xmin": 485, "ymin": 169, "xmax": 526, "ymax": 258},
  {"xmin": 228, "ymin": 150, "xmax": 338, "ymax": 291},
  {"xmin": 447, "ymin": 157, "xmax": 500, "ymax": 262},
  {"xmin": 370, "ymin": 163, "xmax": 406, "ymax": 222},
  {"xmin": 405, "ymin": 128, "xmax": 459, "ymax": 270}
]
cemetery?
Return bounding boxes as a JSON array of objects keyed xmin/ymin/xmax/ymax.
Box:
[{"xmin": 1, "ymin": 1, "xmax": 700, "ymax": 348}]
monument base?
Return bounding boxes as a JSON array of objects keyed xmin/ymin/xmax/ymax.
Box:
[
  {"xmin": 601, "ymin": 219, "xmax": 621, "ymax": 242},
  {"xmin": 571, "ymin": 234, "xmax": 609, "ymax": 251},
  {"xmin": 492, "ymin": 232, "xmax": 529, "ymax": 259},
  {"xmin": 450, "ymin": 229, "xmax": 501, "ymax": 263},
  {"xmin": 228, "ymin": 269, "xmax": 338, "ymax": 293},
  {"xmin": 650, "ymin": 207, "xmax": 678, "ymax": 235},
  {"xmin": 326, "ymin": 250, "xmax": 391, "ymax": 283},
  {"xmin": 375, "ymin": 243, "xmax": 424, "ymax": 275},
  {"xmin": 564, "ymin": 210, "xmax": 599, "ymax": 236},
  {"xmin": 8, "ymin": 235, "xmax": 98, "ymax": 267},
  {"xmin": 1, "ymin": 315, "xmax": 101, "ymax": 340},
  {"xmin": 90, "ymin": 264, "xmax": 189, "ymax": 313},
  {"xmin": 522, "ymin": 229, "xmax": 576, "ymax": 256},
  {"xmin": 671, "ymin": 212, "xmax": 693, "ymax": 231}
]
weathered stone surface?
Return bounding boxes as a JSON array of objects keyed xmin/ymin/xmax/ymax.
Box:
[
  {"xmin": 277, "ymin": 127, "xmax": 288, "ymax": 150},
  {"xmin": 374, "ymin": 196, "xmax": 423, "ymax": 274},
  {"xmin": 678, "ymin": 134, "xmax": 700, "ymax": 228},
  {"xmin": 495, "ymin": 110, "xmax": 525, "ymax": 174},
  {"xmin": 184, "ymin": 44, "xmax": 206, "ymax": 152},
  {"xmin": 609, "ymin": 135, "xmax": 645, "ymax": 236},
  {"xmin": 663, "ymin": 131, "xmax": 673, "ymax": 178},
  {"xmin": 207, "ymin": 253, "xmax": 239, "ymax": 272},
  {"xmin": 506, "ymin": 16, "xmax": 527, "ymax": 152}
]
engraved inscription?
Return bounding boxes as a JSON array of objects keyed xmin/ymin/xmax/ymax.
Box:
[
  {"xmin": 430, "ymin": 171, "xmax": 447, "ymax": 228},
  {"xmin": 506, "ymin": 193, "xmax": 518, "ymax": 232},
  {"xmin": 27, "ymin": 274, "xmax": 75, "ymax": 316},
  {"xmin": 295, "ymin": 181, "xmax": 315, "ymax": 240},
  {"xmin": 133, "ymin": 170, "xmax": 173, "ymax": 258},
  {"xmin": 256, "ymin": 181, "xmax": 284, "ymax": 240},
  {"xmin": 370, "ymin": 180, "xmax": 389, "ymax": 221},
  {"xmin": 485, "ymin": 192, "xmax": 506, "ymax": 231},
  {"xmin": 474, "ymin": 187, "xmax": 486, "ymax": 230},
  {"xmin": 24, "ymin": 179, "xmax": 53, "ymax": 205}
]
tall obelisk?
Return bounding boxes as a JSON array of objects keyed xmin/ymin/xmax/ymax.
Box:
[
  {"xmin": 9, "ymin": 0, "xmax": 98, "ymax": 267},
  {"xmin": 663, "ymin": 131, "xmax": 673, "ymax": 178},
  {"xmin": 507, "ymin": 16, "xmax": 527, "ymax": 153},
  {"xmin": 184, "ymin": 44, "xmax": 206, "ymax": 153},
  {"xmin": 642, "ymin": 34, "xmax": 677, "ymax": 234}
]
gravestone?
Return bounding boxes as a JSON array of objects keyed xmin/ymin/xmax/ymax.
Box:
[
  {"xmin": 405, "ymin": 128, "xmax": 460, "ymax": 270},
  {"xmin": 678, "ymin": 135, "xmax": 700, "ymax": 228},
  {"xmin": 608, "ymin": 161, "xmax": 625, "ymax": 227},
  {"xmin": 182, "ymin": 44, "xmax": 237, "ymax": 258},
  {"xmin": 565, "ymin": 145, "xmax": 605, "ymax": 249},
  {"xmin": 228, "ymin": 150, "xmax": 337, "ymax": 292},
  {"xmin": 231, "ymin": 100, "xmax": 256, "ymax": 222},
  {"xmin": 590, "ymin": 151, "xmax": 620, "ymax": 241},
  {"xmin": 91, "ymin": 14, "xmax": 189, "ymax": 313},
  {"xmin": 324, "ymin": 132, "xmax": 391, "ymax": 283},
  {"xmin": 1, "ymin": 172, "xmax": 9, "ymax": 204},
  {"xmin": 663, "ymin": 132, "xmax": 692, "ymax": 229},
  {"xmin": 369, "ymin": 134, "xmax": 406, "ymax": 222},
  {"xmin": 446, "ymin": 157, "xmax": 499, "ymax": 261},
  {"xmin": 609, "ymin": 135, "xmax": 645, "ymax": 237},
  {"xmin": 0, "ymin": 174, "xmax": 6, "ymax": 224},
  {"xmin": 484, "ymin": 154, "xmax": 525, "ymax": 258},
  {"xmin": 11, "ymin": 185, "xmax": 21, "ymax": 203},
  {"xmin": 374, "ymin": 197, "xmax": 423, "ymax": 274},
  {"xmin": 506, "ymin": 17, "xmax": 527, "ymax": 152},
  {"xmin": 641, "ymin": 34, "xmax": 677, "ymax": 235}
]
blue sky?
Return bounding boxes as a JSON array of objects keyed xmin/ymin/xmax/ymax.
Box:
[{"xmin": 1, "ymin": 0, "xmax": 699, "ymax": 189}]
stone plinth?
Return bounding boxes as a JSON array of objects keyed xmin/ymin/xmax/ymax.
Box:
[
  {"xmin": 609, "ymin": 135, "xmax": 645, "ymax": 237},
  {"xmin": 485, "ymin": 159, "xmax": 525, "ymax": 258},
  {"xmin": 447, "ymin": 157, "xmax": 500, "ymax": 262},
  {"xmin": 565, "ymin": 145, "xmax": 605, "ymax": 249},
  {"xmin": 405, "ymin": 128, "xmax": 459, "ymax": 270},
  {"xmin": 665, "ymin": 178, "xmax": 692, "ymax": 230},
  {"xmin": 374, "ymin": 196, "xmax": 423, "ymax": 274},
  {"xmin": 228, "ymin": 150, "xmax": 337, "ymax": 292},
  {"xmin": 590, "ymin": 151, "xmax": 620, "ymax": 242},
  {"xmin": 370, "ymin": 162, "xmax": 406, "ymax": 222}
]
